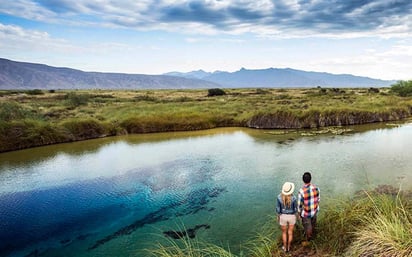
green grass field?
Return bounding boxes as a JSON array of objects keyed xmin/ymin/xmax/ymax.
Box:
[{"xmin": 1, "ymin": 87, "xmax": 412, "ymax": 152}]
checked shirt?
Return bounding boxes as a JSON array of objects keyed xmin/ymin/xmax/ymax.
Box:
[{"xmin": 298, "ymin": 183, "xmax": 320, "ymax": 218}]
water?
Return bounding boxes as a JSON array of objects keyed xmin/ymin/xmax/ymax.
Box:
[{"xmin": 0, "ymin": 123, "xmax": 411, "ymax": 257}]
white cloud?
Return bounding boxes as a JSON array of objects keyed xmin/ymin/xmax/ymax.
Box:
[
  {"xmin": 0, "ymin": 0, "xmax": 57, "ymax": 21},
  {"xmin": 299, "ymin": 44, "xmax": 412, "ymax": 80},
  {"xmin": 0, "ymin": 23, "xmax": 78, "ymax": 52},
  {"xmin": 0, "ymin": 1, "xmax": 411, "ymax": 78},
  {"xmin": 1, "ymin": 0, "xmax": 411, "ymax": 38}
]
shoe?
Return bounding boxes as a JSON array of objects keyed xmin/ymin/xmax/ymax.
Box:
[{"xmin": 282, "ymin": 246, "xmax": 287, "ymax": 252}]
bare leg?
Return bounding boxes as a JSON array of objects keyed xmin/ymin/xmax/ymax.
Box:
[
  {"xmin": 287, "ymin": 224, "xmax": 294, "ymax": 251},
  {"xmin": 281, "ymin": 225, "xmax": 287, "ymax": 250}
]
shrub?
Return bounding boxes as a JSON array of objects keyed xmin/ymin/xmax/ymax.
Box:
[
  {"xmin": 368, "ymin": 87, "xmax": 380, "ymax": 93},
  {"xmin": 319, "ymin": 88, "xmax": 327, "ymax": 94},
  {"xmin": 390, "ymin": 80, "xmax": 412, "ymax": 97},
  {"xmin": 134, "ymin": 94, "xmax": 157, "ymax": 102},
  {"xmin": 65, "ymin": 92, "xmax": 90, "ymax": 107},
  {"xmin": 26, "ymin": 89, "xmax": 44, "ymax": 95},
  {"xmin": 0, "ymin": 102, "xmax": 36, "ymax": 121},
  {"xmin": 207, "ymin": 88, "xmax": 226, "ymax": 97},
  {"xmin": 255, "ymin": 88, "xmax": 269, "ymax": 94}
]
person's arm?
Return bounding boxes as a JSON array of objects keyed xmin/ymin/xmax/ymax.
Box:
[
  {"xmin": 293, "ymin": 196, "xmax": 298, "ymax": 214},
  {"xmin": 276, "ymin": 196, "xmax": 282, "ymax": 222},
  {"xmin": 297, "ymin": 190, "xmax": 303, "ymax": 217},
  {"xmin": 275, "ymin": 196, "xmax": 282, "ymax": 215}
]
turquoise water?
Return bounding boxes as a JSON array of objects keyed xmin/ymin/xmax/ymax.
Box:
[{"xmin": 0, "ymin": 123, "xmax": 411, "ymax": 256}]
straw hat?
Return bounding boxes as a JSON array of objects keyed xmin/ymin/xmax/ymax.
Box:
[{"xmin": 282, "ymin": 182, "xmax": 295, "ymax": 195}]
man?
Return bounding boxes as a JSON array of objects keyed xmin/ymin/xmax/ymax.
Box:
[{"xmin": 298, "ymin": 172, "xmax": 320, "ymax": 243}]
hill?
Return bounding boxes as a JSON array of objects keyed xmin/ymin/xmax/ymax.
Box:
[
  {"xmin": 166, "ymin": 67, "xmax": 396, "ymax": 88},
  {"xmin": 0, "ymin": 58, "xmax": 219, "ymax": 90}
]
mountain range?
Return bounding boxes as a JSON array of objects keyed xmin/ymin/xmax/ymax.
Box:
[
  {"xmin": 0, "ymin": 58, "xmax": 396, "ymax": 90},
  {"xmin": 0, "ymin": 58, "xmax": 219, "ymax": 90},
  {"xmin": 165, "ymin": 68, "xmax": 396, "ymax": 88}
]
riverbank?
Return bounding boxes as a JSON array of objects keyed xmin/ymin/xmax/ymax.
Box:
[
  {"xmin": 148, "ymin": 185, "xmax": 412, "ymax": 257},
  {"xmin": 1, "ymin": 88, "xmax": 412, "ymax": 152}
]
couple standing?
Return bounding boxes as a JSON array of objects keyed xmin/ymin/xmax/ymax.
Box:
[{"xmin": 275, "ymin": 172, "xmax": 320, "ymax": 253}]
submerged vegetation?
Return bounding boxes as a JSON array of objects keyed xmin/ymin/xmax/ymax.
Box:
[
  {"xmin": 147, "ymin": 186, "xmax": 412, "ymax": 257},
  {"xmin": 1, "ymin": 87, "xmax": 412, "ymax": 152}
]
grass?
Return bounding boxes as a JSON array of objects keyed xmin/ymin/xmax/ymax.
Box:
[
  {"xmin": 148, "ymin": 239, "xmax": 235, "ymax": 257},
  {"xmin": 146, "ymin": 186, "xmax": 412, "ymax": 257},
  {"xmin": 146, "ymin": 223, "xmax": 235, "ymax": 257},
  {"xmin": 344, "ymin": 191, "xmax": 412, "ymax": 257},
  {"xmin": 1, "ymin": 88, "xmax": 412, "ymax": 152}
]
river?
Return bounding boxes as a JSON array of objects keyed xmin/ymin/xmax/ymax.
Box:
[{"xmin": 0, "ymin": 122, "xmax": 411, "ymax": 257}]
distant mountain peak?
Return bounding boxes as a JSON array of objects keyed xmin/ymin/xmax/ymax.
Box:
[{"xmin": 168, "ymin": 67, "xmax": 396, "ymax": 88}]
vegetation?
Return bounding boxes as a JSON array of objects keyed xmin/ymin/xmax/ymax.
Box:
[
  {"xmin": 148, "ymin": 237, "xmax": 234, "ymax": 257},
  {"xmin": 390, "ymin": 80, "xmax": 412, "ymax": 97},
  {"xmin": 147, "ymin": 186, "xmax": 412, "ymax": 257},
  {"xmin": 1, "ymin": 87, "xmax": 412, "ymax": 152},
  {"xmin": 208, "ymin": 88, "xmax": 226, "ymax": 96}
]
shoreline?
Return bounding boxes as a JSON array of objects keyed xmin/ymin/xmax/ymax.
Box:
[
  {"xmin": 1, "ymin": 115, "xmax": 411, "ymax": 153},
  {"xmin": 1, "ymin": 88, "xmax": 412, "ymax": 153}
]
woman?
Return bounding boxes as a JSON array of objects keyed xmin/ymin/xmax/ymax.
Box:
[{"xmin": 276, "ymin": 182, "xmax": 298, "ymax": 252}]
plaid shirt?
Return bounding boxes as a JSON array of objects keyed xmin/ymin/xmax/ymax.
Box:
[{"xmin": 298, "ymin": 183, "xmax": 320, "ymax": 218}]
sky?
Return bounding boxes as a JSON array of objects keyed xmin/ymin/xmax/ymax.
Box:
[{"xmin": 0, "ymin": 0, "xmax": 411, "ymax": 80}]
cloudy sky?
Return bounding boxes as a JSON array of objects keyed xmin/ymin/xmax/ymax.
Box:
[{"xmin": 0, "ymin": 0, "xmax": 411, "ymax": 80}]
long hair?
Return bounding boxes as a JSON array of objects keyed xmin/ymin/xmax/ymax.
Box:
[{"xmin": 282, "ymin": 194, "xmax": 292, "ymax": 208}]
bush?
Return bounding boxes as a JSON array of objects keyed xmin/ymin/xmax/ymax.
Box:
[
  {"xmin": 207, "ymin": 88, "xmax": 226, "ymax": 97},
  {"xmin": 65, "ymin": 92, "xmax": 90, "ymax": 107},
  {"xmin": 390, "ymin": 80, "xmax": 412, "ymax": 97},
  {"xmin": 255, "ymin": 88, "xmax": 269, "ymax": 94},
  {"xmin": 26, "ymin": 89, "xmax": 44, "ymax": 95},
  {"xmin": 368, "ymin": 87, "xmax": 380, "ymax": 93},
  {"xmin": 0, "ymin": 102, "xmax": 37, "ymax": 121}
]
